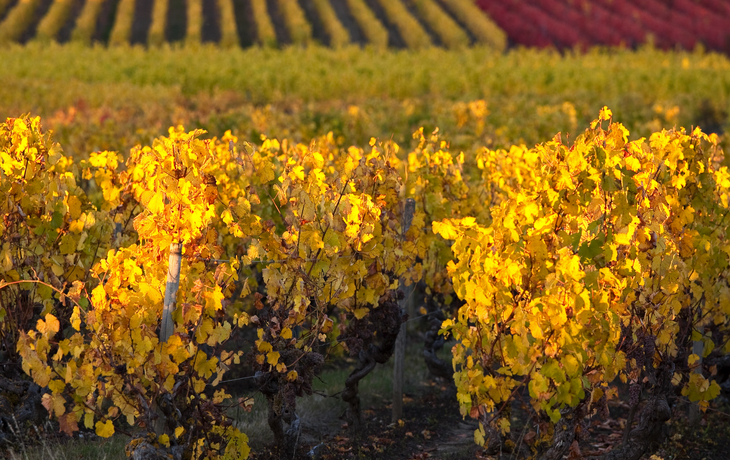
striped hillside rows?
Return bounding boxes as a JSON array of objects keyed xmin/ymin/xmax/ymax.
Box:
[
  {"xmin": 369, "ymin": 0, "xmax": 430, "ymax": 49},
  {"xmin": 277, "ymin": 0, "xmax": 312, "ymax": 45},
  {"xmin": 35, "ymin": 0, "xmax": 75, "ymax": 42},
  {"xmin": 312, "ymin": 0, "xmax": 349, "ymax": 48},
  {"xmin": 476, "ymin": 0, "xmax": 730, "ymax": 53},
  {"xmin": 0, "ymin": 0, "xmax": 505, "ymax": 50},
  {"xmin": 217, "ymin": 0, "xmax": 238, "ymax": 48},
  {"xmin": 148, "ymin": 0, "xmax": 169, "ymax": 47},
  {"xmin": 0, "ymin": 0, "xmax": 12, "ymax": 18},
  {"xmin": 0, "ymin": 0, "xmax": 41, "ymax": 43},
  {"xmin": 185, "ymin": 0, "xmax": 203, "ymax": 45},
  {"xmin": 108, "ymin": 0, "xmax": 136, "ymax": 46},
  {"xmin": 70, "ymin": 0, "xmax": 105, "ymax": 44},
  {"xmin": 345, "ymin": 0, "xmax": 389, "ymax": 49},
  {"xmin": 0, "ymin": 0, "xmax": 726, "ymax": 52},
  {"xmin": 441, "ymin": 0, "xmax": 506, "ymax": 50},
  {"xmin": 251, "ymin": 0, "xmax": 277, "ymax": 47},
  {"xmin": 375, "ymin": 0, "xmax": 432, "ymax": 49},
  {"xmin": 412, "ymin": 0, "xmax": 469, "ymax": 49}
]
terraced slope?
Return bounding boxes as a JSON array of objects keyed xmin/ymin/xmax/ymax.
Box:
[{"xmin": 0, "ymin": 0, "xmax": 506, "ymax": 49}]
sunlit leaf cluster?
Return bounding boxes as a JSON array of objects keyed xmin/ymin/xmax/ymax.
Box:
[
  {"xmin": 9, "ymin": 116, "xmax": 418, "ymax": 458},
  {"xmin": 435, "ymin": 108, "xmax": 730, "ymax": 446},
  {"xmin": 5, "ymin": 107, "xmax": 730, "ymax": 457}
]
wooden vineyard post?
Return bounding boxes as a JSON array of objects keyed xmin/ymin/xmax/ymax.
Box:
[
  {"xmin": 392, "ymin": 198, "xmax": 415, "ymax": 423},
  {"xmin": 160, "ymin": 242, "xmax": 182, "ymax": 343},
  {"xmin": 155, "ymin": 242, "xmax": 182, "ymax": 434}
]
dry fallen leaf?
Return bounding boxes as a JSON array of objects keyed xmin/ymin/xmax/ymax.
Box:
[{"xmin": 567, "ymin": 440, "xmax": 582, "ymax": 460}]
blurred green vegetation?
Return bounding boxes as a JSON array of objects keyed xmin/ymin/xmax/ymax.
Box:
[{"xmin": 0, "ymin": 43, "xmax": 727, "ymax": 159}]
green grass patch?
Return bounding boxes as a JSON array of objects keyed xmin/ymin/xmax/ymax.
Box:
[{"xmin": 4, "ymin": 434, "xmax": 127, "ymax": 460}]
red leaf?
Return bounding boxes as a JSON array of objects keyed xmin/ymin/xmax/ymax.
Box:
[{"xmin": 58, "ymin": 413, "xmax": 78, "ymax": 436}]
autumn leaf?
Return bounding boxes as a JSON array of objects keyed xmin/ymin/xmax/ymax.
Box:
[
  {"xmin": 95, "ymin": 420, "xmax": 114, "ymax": 438},
  {"xmin": 58, "ymin": 413, "xmax": 79, "ymax": 436},
  {"xmin": 432, "ymin": 220, "xmax": 459, "ymax": 240},
  {"xmin": 193, "ymin": 350, "xmax": 218, "ymax": 379},
  {"xmin": 266, "ymin": 351, "xmax": 280, "ymax": 366},
  {"xmin": 37, "ymin": 314, "xmax": 60, "ymax": 336},
  {"xmin": 280, "ymin": 327, "xmax": 292, "ymax": 340},
  {"xmin": 84, "ymin": 412, "xmax": 94, "ymax": 429},
  {"xmin": 147, "ymin": 191, "xmax": 165, "ymax": 214}
]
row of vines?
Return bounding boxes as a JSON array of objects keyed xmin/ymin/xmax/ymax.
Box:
[
  {"xmin": 2, "ymin": 109, "xmax": 730, "ymax": 459},
  {"xmin": 474, "ymin": 0, "xmax": 730, "ymax": 52},
  {"xmin": 0, "ymin": 0, "xmax": 506, "ymax": 49}
]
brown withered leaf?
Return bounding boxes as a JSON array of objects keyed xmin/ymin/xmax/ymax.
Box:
[
  {"xmin": 68, "ymin": 280, "xmax": 84, "ymax": 302},
  {"xmin": 58, "ymin": 413, "xmax": 78, "ymax": 436}
]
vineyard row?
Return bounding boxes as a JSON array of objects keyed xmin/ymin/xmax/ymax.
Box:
[
  {"xmin": 4, "ymin": 108, "xmax": 730, "ymax": 459},
  {"xmin": 477, "ymin": 0, "xmax": 730, "ymax": 52},
  {"xmin": 0, "ymin": 0, "xmax": 505, "ymax": 49}
]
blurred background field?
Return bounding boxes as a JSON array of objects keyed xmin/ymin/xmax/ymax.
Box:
[
  {"xmin": 0, "ymin": 0, "xmax": 729, "ymax": 160},
  {"xmin": 1, "ymin": 44, "xmax": 729, "ymax": 163}
]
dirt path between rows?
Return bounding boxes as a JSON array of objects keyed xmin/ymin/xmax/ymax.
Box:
[{"xmin": 253, "ymin": 380, "xmax": 482, "ymax": 460}]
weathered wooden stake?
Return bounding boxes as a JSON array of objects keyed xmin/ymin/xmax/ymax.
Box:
[
  {"xmin": 160, "ymin": 242, "xmax": 182, "ymax": 343},
  {"xmin": 392, "ymin": 198, "xmax": 415, "ymax": 423},
  {"xmin": 155, "ymin": 242, "xmax": 182, "ymax": 435}
]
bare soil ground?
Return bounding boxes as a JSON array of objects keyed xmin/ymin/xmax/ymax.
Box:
[
  {"xmin": 202, "ymin": 0, "xmax": 221, "ymax": 43},
  {"xmin": 234, "ymin": 379, "xmax": 730, "ymax": 460},
  {"xmin": 166, "ymin": 0, "xmax": 187, "ymax": 42},
  {"xmin": 130, "ymin": 0, "xmax": 153, "ymax": 45},
  {"xmin": 249, "ymin": 380, "xmax": 481, "ymax": 460},
  {"xmin": 4, "ymin": 335, "xmax": 730, "ymax": 460},
  {"xmin": 93, "ymin": 0, "xmax": 119, "ymax": 43},
  {"xmin": 233, "ymin": 0, "xmax": 257, "ymax": 48},
  {"xmin": 265, "ymin": 0, "xmax": 290, "ymax": 45}
]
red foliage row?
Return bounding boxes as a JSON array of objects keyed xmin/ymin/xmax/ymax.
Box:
[{"xmin": 476, "ymin": 0, "xmax": 730, "ymax": 52}]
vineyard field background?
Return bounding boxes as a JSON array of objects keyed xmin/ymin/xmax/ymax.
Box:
[
  {"xmin": 2, "ymin": 44, "xmax": 730, "ymax": 158},
  {"xmin": 3, "ymin": 2, "xmax": 730, "ymax": 460},
  {"xmin": 1, "ymin": 0, "xmax": 730, "ymax": 51}
]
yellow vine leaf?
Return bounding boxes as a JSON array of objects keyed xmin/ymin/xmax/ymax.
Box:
[
  {"xmin": 37, "ymin": 314, "xmax": 60, "ymax": 336},
  {"xmin": 148, "ymin": 191, "xmax": 165, "ymax": 214},
  {"xmin": 433, "ymin": 220, "xmax": 459, "ymax": 240},
  {"xmin": 266, "ymin": 351, "xmax": 280, "ymax": 366},
  {"xmin": 95, "ymin": 420, "xmax": 114, "ymax": 438},
  {"xmin": 280, "ymin": 327, "xmax": 292, "ymax": 340},
  {"xmin": 194, "ymin": 351, "xmax": 218, "ymax": 379}
]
